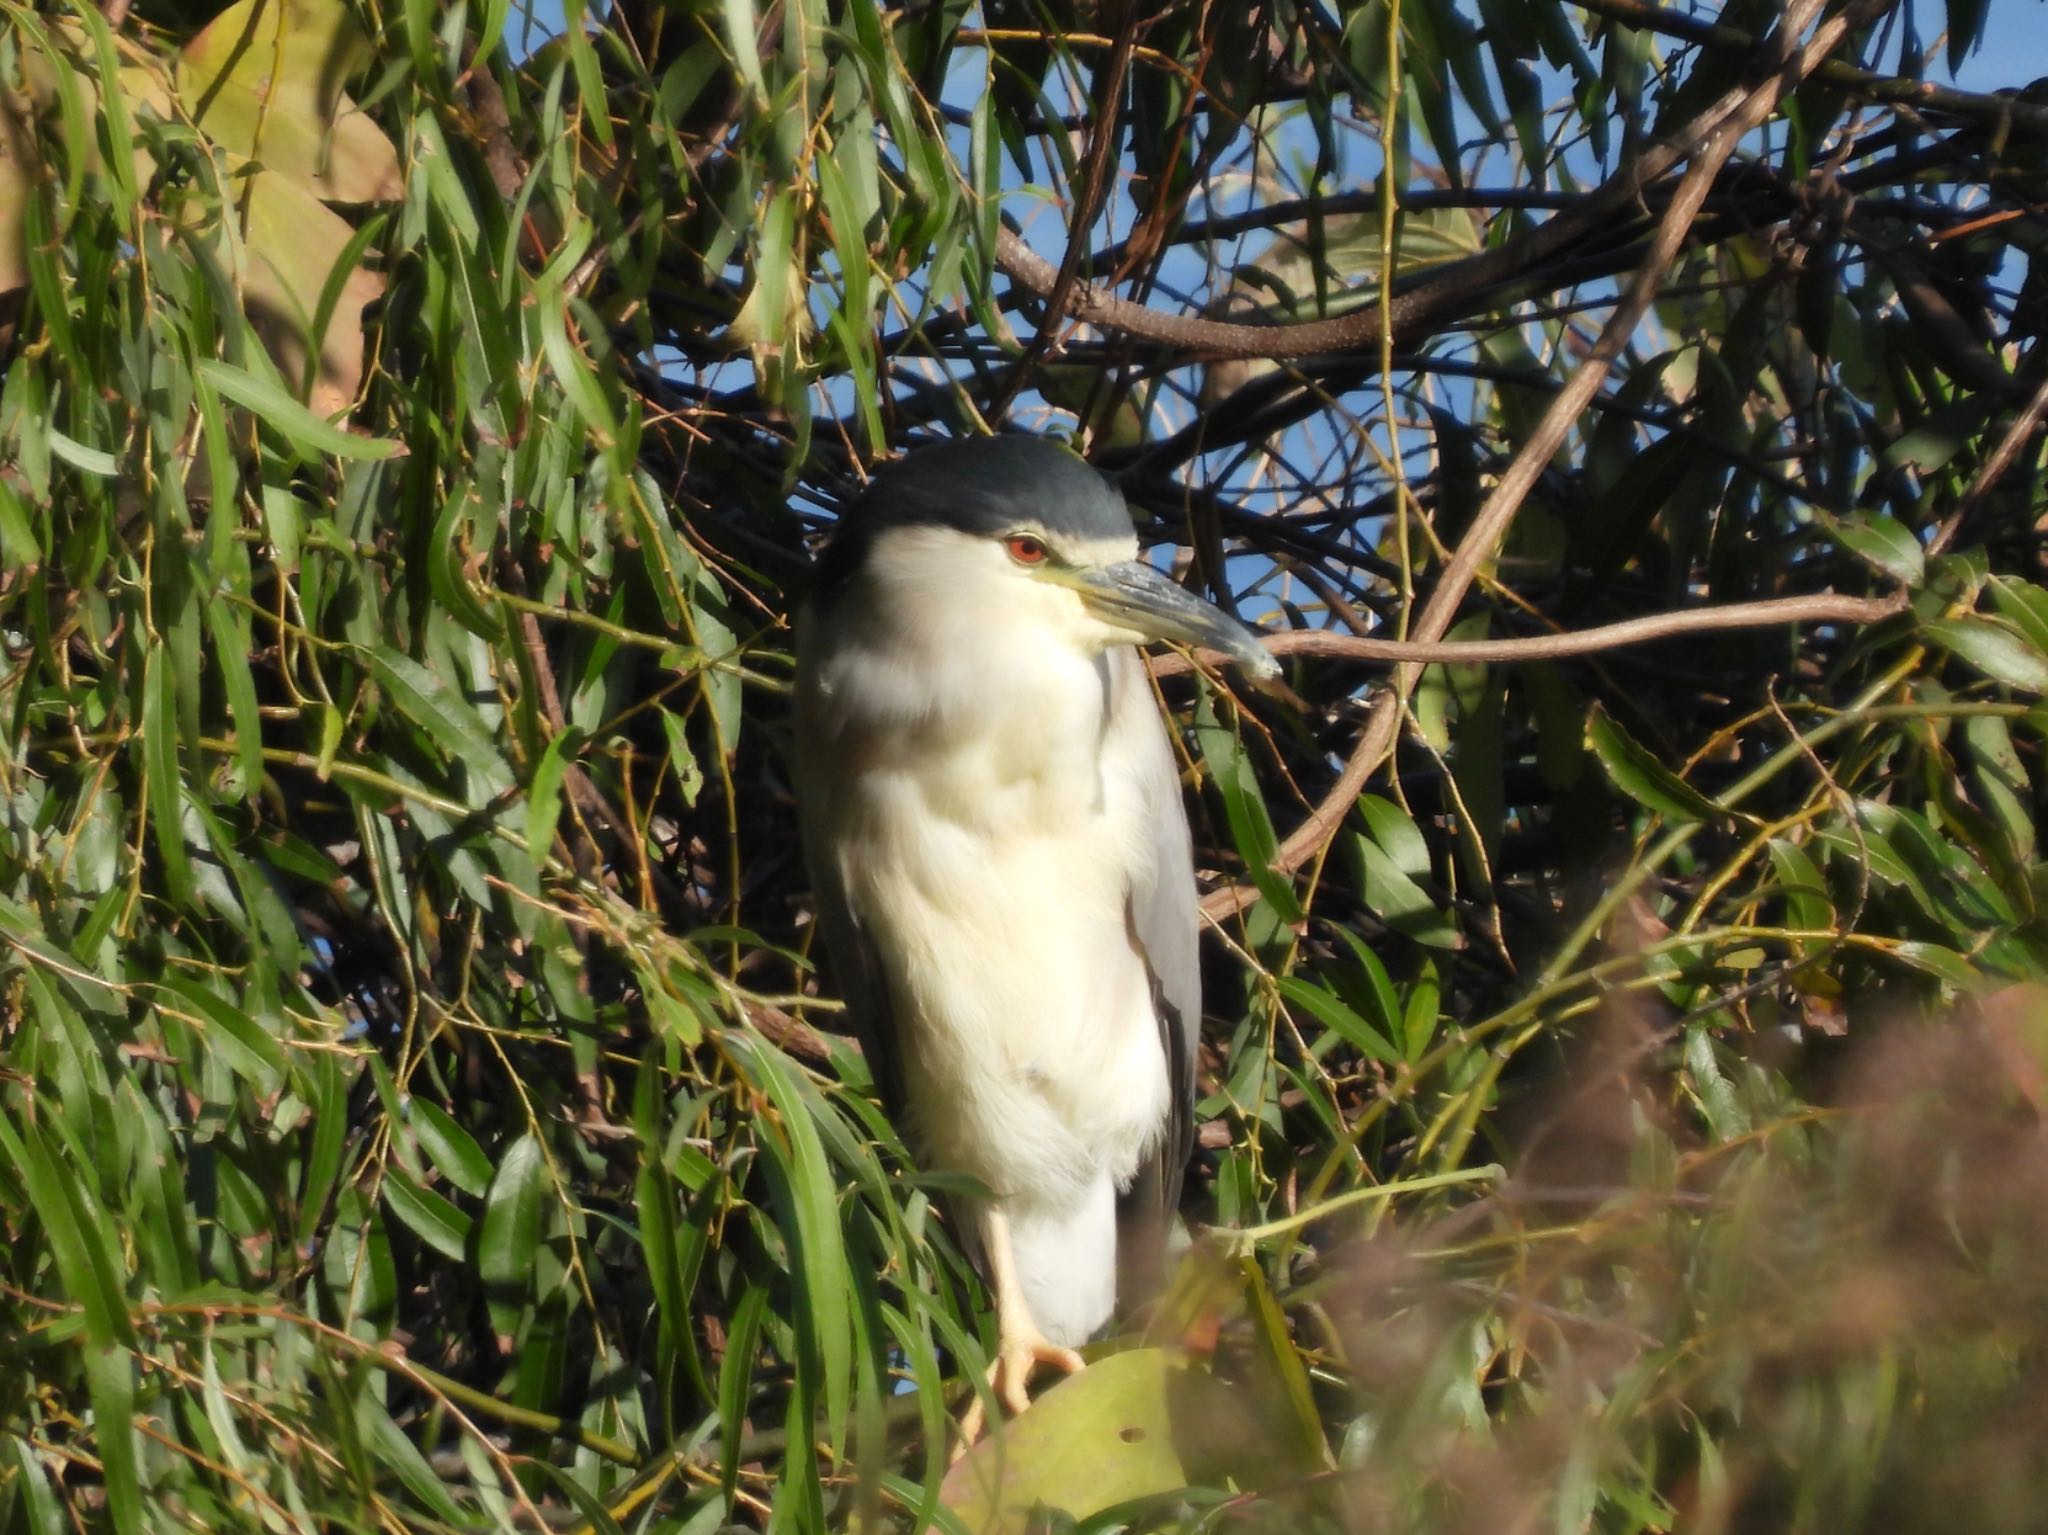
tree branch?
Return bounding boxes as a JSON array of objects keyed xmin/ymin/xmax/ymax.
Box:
[
  {"xmin": 1151, "ymin": 590, "xmax": 1907, "ymax": 679},
  {"xmin": 1569, "ymin": 0, "xmax": 2048, "ymax": 139}
]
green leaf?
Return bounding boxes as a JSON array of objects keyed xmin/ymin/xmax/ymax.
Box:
[
  {"xmin": 1989, "ymin": 576, "xmax": 2048, "ymax": 658},
  {"xmin": 365, "ymin": 645, "xmax": 511, "ymax": 791},
  {"xmin": 5, "ymin": 1434, "xmax": 66, "ymax": 1535},
  {"xmin": 941, "ymin": 1349, "xmax": 1305, "ymax": 1530},
  {"xmin": 536, "ymin": 281, "xmax": 619, "ymax": 442},
  {"xmin": 359, "ymin": 1393, "xmax": 467, "ymax": 1524},
  {"xmin": 195, "ymin": 357, "xmax": 401, "ymax": 460},
  {"xmin": 1194, "ymin": 686, "xmax": 1302, "ymax": 926},
  {"xmin": 1357, "ymin": 794, "xmax": 1430, "ymax": 878},
  {"xmin": 1276, "ymin": 975, "xmax": 1401, "ymax": 1066},
  {"xmin": 1324, "ymin": 922, "xmax": 1409, "ymax": 1057},
  {"xmin": 1350, "ymin": 833, "xmax": 1458, "ymax": 949},
  {"xmin": 526, "ymin": 728, "xmax": 577, "ymax": 864},
  {"xmin": 479, "ymin": 1132, "xmax": 547, "ymax": 1343},
  {"xmin": 718, "ymin": 1284, "xmax": 771, "ymax": 1507},
  {"xmin": 1766, "ymin": 838, "xmax": 1833, "ymax": 954},
  {"xmin": 47, "ymin": 429, "xmax": 119, "ymax": 478},
  {"xmin": 1923, "ymin": 617, "xmax": 2048, "ymax": 693},
  {"xmin": 724, "ymin": 1031, "xmax": 853, "ymax": 1453},
  {"xmin": 0, "ymin": 1108, "xmax": 133, "ymax": 1348},
  {"xmin": 408, "ymin": 1098, "xmax": 495, "ymax": 1198},
  {"xmin": 1825, "ymin": 513, "xmax": 1924, "ymax": 585},
  {"xmin": 158, "ymin": 974, "xmax": 286, "ymax": 1088},
  {"xmin": 141, "ymin": 654, "xmax": 194, "ymax": 906},
  {"xmin": 82, "ymin": 1346, "xmax": 143, "ymax": 1535},
  {"xmin": 722, "ymin": 0, "xmax": 768, "ymax": 104},
  {"xmin": 205, "ymin": 597, "xmax": 265, "ymax": 801},
  {"xmin": 383, "ymin": 1165, "xmax": 474, "ymax": 1262},
  {"xmin": 1587, "ymin": 705, "xmax": 1728, "ymax": 824}
]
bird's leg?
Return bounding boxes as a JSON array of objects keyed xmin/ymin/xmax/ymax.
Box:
[{"xmin": 953, "ymin": 1207, "xmax": 1086, "ymax": 1457}]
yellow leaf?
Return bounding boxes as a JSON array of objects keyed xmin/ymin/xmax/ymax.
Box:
[
  {"xmin": 180, "ymin": 159, "xmax": 384, "ymax": 416},
  {"xmin": 177, "ymin": 0, "xmax": 403, "ymax": 203},
  {"xmin": 940, "ymin": 1347, "xmax": 1310, "ymax": 1532},
  {"xmin": 0, "ymin": 95, "xmax": 35, "ymax": 296}
]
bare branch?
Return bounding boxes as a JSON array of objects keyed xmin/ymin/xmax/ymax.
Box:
[{"xmin": 1151, "ymin": 591, "xmax": 1908, "ymax": 679}]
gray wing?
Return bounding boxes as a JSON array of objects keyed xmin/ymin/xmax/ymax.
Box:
[
  {"xmin": 791, "ymin": 642, "xmax": 909, "ymax": 1124},
  {"xmin": 1109, "ymin": 650, "xmax": 1202, "ymax": 1308},
  {"xmin": 800, "ymin": 827, "xmax": 909, "ymax": 1122}
]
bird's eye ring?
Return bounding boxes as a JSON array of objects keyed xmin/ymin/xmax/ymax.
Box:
[{"xmin": 1005, "ymin": 535, "xmax": 1050, "ymax": 566}]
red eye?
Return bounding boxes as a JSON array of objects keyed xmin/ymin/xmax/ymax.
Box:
[{"xmin": 1005, "ymin": 535, "xmax": 1050, "ymax": 566}]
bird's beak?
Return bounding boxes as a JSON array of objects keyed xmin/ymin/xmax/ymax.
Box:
[{"xmin": 1069, "ymin": 561, "xmax": 1280, "ymax": 679}]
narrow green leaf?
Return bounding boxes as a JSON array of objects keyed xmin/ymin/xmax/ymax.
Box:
[
  {"xmin": 408, "ymin": 1098, "xmax": 495, "ymax": 1198},
  {"xmin": 719, "ymin": 1284, "xmax": 771, "ymax": 1506},
  {"xmin": 527, "ymin": 729, "xmax": 577, "ymax": 863},
  {"xmin": 1357, "ymin": 794, "xmax": 1430, "ymax": 877},
  {"xmin": 47, "ymin": 429, "xmax": 119, "ymax": 478},
  {"xmin": 159, "ymin": 975, "xmax": 286, "ymax": 1087},
  {"xmin": 204, "ymin": 598, "xmax": 264, "ymax": 801},
  {"xmin": 142, "ymin": 654, "xmax": 193, "ymax": 905},
  {"xmin": 0, "ymin": 1109, "xmax": 133, "ymax": 1347},
  {"xmin": 365, "ymin": 646, "xmax": 507, "ymax": 783},
  {"xmin": 1924, "ymin": 617, "xmax": 2048, "ymax": 693},
  {"xmin": 1587, "ymin": 705, "xmax": 1728, "ymax": 824},
  {"xmin": 1825, "ymin": 513, "xmax": 1924, "ymax": 585},
  {"xmin": 480, "ymin": 1132, "xmax": 547, "ymax": 1342},
  {"xmin": 536, "ymin": 282, "xmax": 618, "ymax": 441},
  {"xmin": 384, "ymin": 1166, "xmax": 475, "ymax": 1262},
  {"xmin": 1766, "ymin": 839, "xmax": 1832, "ymax": 936},
  {"xmin": 725, "ymin": 1031, "xmax": 853, "ymax": 1453},
  {"xmin": 1351, "ymin": 835, "xmax": 1459, "ymax": 949},
  {"xmin": 82, "ymin": 1345, "xmax": 143, "ymax": 1535},
  {"xmin": 1324, "ymin": 923, "xmax": 1410, "ymax": 1058},
  {"xmin": 5, "ymin": 1434, "xmax": 65, "ymax": 1535},
  {"xmin": 196, "ymin": 357, "xmax": 401, "ymax": 461},
  {"xmin": 723, "ymin": 0, "xmax": 768, "ymax": 103},
  {"xmin": 1194, "ymin": 687, "xmax": 1303, "ymax": 926}
]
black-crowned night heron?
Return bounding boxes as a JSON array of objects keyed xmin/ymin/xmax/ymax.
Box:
[{"xmin": 792, "ymin": 437, "xmax": 1277, "ymax": 1440}]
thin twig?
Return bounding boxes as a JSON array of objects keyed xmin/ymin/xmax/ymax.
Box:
[
  {"xmin": 1149, "ymin": 590, "xmax": 1907, "ymax": 678},
  {"xmin": 1926, "ymin": 372, "xmax": 2048, "ymax": 558}
]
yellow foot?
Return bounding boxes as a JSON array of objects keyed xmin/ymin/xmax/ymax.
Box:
[{"xmin": 952, "ymin": 1334, "xmax": 1086, "ymax": 1459}]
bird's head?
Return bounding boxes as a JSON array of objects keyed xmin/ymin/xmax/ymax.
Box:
[{"xmin": 812, "ymin": 437, "xmax": 1279, "ymax": 681}]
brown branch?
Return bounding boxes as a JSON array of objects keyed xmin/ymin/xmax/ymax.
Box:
[
  {"xmin": 994, "ymin": 13, "xmax": 1815, "ymax": 365},
  {"xmin": 994, "ymin": 0, "xmax": 2037, "ymax": 372},
  {"xmin": 1569, "ymin": 0, "xmax": 2048, "ymax": 139},
  {"xmin": 1860, "ymin": 230, "xmax": 2029, "ymax": 401},
  {"xmin": 1199, "ymin": 0, "xmax": 1854, "ymax": 921},
  {"xmin": 1927, "ymin": 371, "xmax": 2048, "ymax": 558},
  {"xmin": 744, "ymin": 1001, "xmax": 845, "ymax": 1064},
  {"xmin": 1150, "ymin": 590, "xmax": 1908, "ymax": 678}
]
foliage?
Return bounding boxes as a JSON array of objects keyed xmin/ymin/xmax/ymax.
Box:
[{"xmin": 1, "ymin": 0, "xmax": 2047, "ymax": 1529}]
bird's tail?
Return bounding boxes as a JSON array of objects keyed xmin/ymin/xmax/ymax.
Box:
[{"xmin": 1007, "ymin": 1179, "xmax": 1118, "ymax": 1347}]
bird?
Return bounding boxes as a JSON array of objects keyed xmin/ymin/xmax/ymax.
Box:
[{"xmin": 791, "ymin": 436, "xmax": 1278, "ymax": 1441}]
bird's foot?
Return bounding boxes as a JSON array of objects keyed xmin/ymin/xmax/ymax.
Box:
[{"xmin": 951, "ymin": 1333, "xmax": 1086, "ymax": 1460}]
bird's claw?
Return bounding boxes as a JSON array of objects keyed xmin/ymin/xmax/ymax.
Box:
[{"xmin": 952, "ymin": 1335, "xmax": 1086, "ymax": 1459}]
